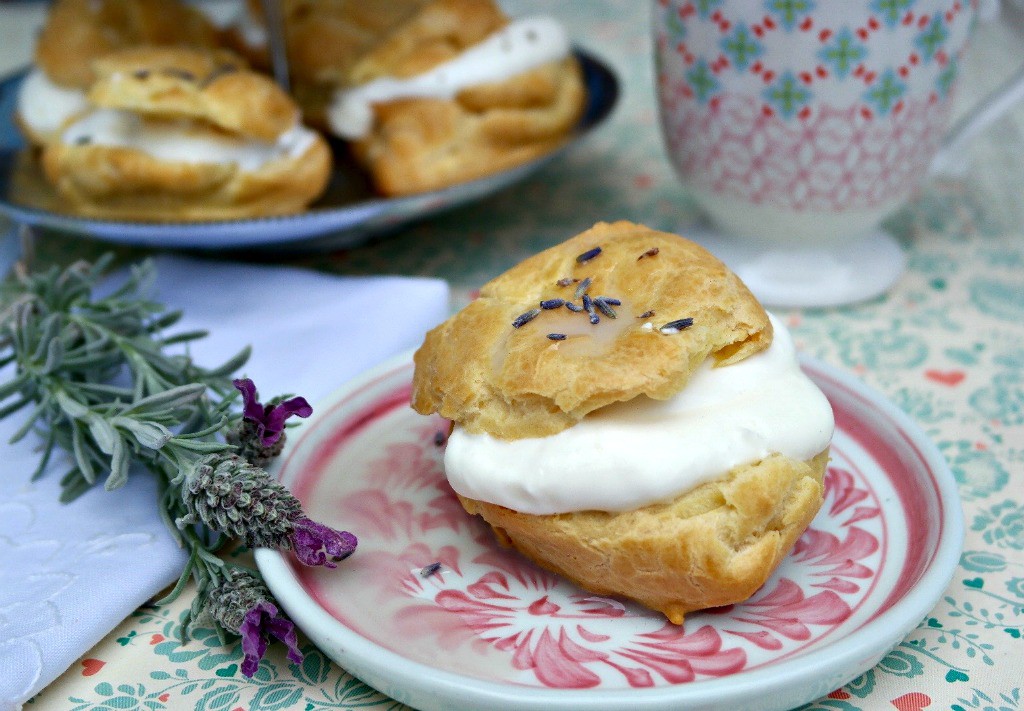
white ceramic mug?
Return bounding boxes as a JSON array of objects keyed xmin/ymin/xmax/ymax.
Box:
[{"xmin": 653, "ymin": 0, "xmax": 1024, "ymax": 246}]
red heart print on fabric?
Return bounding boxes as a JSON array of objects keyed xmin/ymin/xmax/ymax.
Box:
[
  {"xmin": 892, "ymin": 692, "xmax": 932, "ymax": 711},
  {"xmin": 925, "ymin": 369, "xmax": 965, "ymax": 386},
  {"xmin": 81, "ymin": 659, "xmax": 105, "ymax": 676}
]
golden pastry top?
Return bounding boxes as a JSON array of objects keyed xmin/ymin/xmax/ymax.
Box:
[
  {"xmin": 35, "ymin": 0, "xmax": 219, "ymax": 89},
  {"xmin": 412, "ymin": 221, "xmax": 773, "ymax": 440},
  {"xmin": 286, "ymin": 0, "xmax": 430, "ymax": 85},
  {"xmin": 87, "ymin": 47, "xmax": 300, "ymax": 141},
  {"xmin": 345, "ymin": 0, "xmax": 508, "ymax": 85}
]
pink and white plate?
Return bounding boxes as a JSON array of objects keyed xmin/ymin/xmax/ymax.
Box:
[{"xmin": 257, "ymin": 352, "xmax": 963, "ymax": 711}]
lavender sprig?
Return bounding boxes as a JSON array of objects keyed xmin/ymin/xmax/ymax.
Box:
[{"xmin": 0, "ymin": 256, "xmax": 356, "ymax": 677}]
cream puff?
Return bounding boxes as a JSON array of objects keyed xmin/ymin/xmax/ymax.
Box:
[
  {"xmin": 412, "ymin": 221, "xmax": 834, "ymax": 624},
  {"xmin": 324, "ymin": 0, "xmax": 587, "ymax": 196},
  {"xmin": 220, "ymin": 0, "xmax": 428, "ymax": 119},
  {"xmin": 16, "ymin": 0, "xmax": 220, "ymax": 145},
  {"xmin": 40, "ymin": 47, "xmax": 331, "ymax": 221}
]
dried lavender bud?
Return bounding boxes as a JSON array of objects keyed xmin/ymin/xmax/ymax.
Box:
[
  {"xmin": 576, "ymin": 247, "xmax": 602, "ymax": 263},
  {"xmin": 547, "ymin": 333, "xmax": 567, "ymax": 341},
  {"xmin": 565, "ymin": 302, "xmax": 584, "ymax": 313},
  {"xmin": 421, "ymin": 562, "xmax": 442, "ymax": 577},
  {"xmin": 660, "ymin": 317, "xmax": 694, "ymax": 334},
  {"xmin": 204, "ymin": 570, "xmax": 302, "ymax": 677},
  {"xmin": 574, "ymin": 277, "xmax": 592, "ymax": 299},
  {"xmin": 178, "ymin": 454, "xmax": 302, "ymax": 550},
  {"xmin": 200, "ymin": 63, "xmax": 239, "ymax": 87},
  {"xmin": 512, "ymin": 308, "xmax": 541, "ymax": 328},
  {"xmin": 540, "ymin": 298, "xmax": 565, "ymax": 310},
  {"xmin": 162, "ymin": 68, "xmax": 196, "ymax": 81},
  {"xmin": 556, "ymin": 277, "xmax": 577, "ymax": 287},
  {"xmin": 593, "ymin": 297, "xmax": 618, "ymax": 319},
  {"xmin": 582, "ymin": 294, "xmax": 599, "ymax": 324},
  {"xmin": 638, "ymin": 310, "xmax": 655, "ymax": 319}
]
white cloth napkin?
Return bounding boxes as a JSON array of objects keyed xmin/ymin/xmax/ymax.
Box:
[{"xmin": 0, "ymin": 255, "xmax": 450, "ymax": 710}]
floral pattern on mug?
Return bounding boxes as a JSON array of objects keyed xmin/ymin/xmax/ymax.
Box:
[{"xmin": 654, "ymin": 0, "xmax": 978, "ymax": 218}]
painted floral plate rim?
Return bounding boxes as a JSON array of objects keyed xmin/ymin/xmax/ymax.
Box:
[
  {"xmin": 0, "ymin": 49, "xmax": 616, "ymax": 252},
  {"xmin": 256, "ymin": 351, "xmax": 963, "ymax": 711}
]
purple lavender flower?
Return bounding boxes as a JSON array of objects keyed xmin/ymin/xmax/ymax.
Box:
[
  {"xmin": 204, "ymin": 570, "xmax": 303, "ymax": 678},
  {"xmin": 291, "ymin": 517, "xmax": 358, "ymax": 568},
  {"xmin": 180, "ymin": 455, "xmax": 358, "ymax": 564},
  {"xmin": 239, "ymin": 600, "xmax": 303, "ymax": 677},
  {"xmin": 233, "ymin": 378, "xmax": 312, "ymax": 446}
]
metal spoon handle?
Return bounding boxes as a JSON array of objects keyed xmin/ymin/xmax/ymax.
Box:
[{"xmin": 259, "ymin": 0, "xmax": 291, "ymax": 92}]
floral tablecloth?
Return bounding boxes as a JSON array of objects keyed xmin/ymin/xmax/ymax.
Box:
[{"xmin": 8, "ymin": 1, "xmax": 1024, "ymax": 710}]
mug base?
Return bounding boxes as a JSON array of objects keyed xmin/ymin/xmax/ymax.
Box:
[{"xmin": 685, "ymin": 223, "xmax": 906, "ymax": 309}]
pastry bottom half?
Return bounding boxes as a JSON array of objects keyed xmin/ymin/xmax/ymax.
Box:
[
  {"xmin": 40, "ymin": 136, "xmax": 331, "ymax": 221},
  {"xmin": 457, "ymin": 448, "xmax": 830, "ymax": 625},
  {"xmin": 348, "ymin": 56, "xmax": 586, "ymax": 196}
]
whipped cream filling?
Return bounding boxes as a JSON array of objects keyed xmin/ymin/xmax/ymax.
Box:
[
  {"xmin": 444, "ymin": 314, "xmax": 835, "ymax": 515},
  {"xmin": 61, "ymin": 109, "xmax": 316, "ymax": 172},
  {"xmin": 16, "ymin": 68, "xmax": 89, "ymax": 137},
  {"xmin": 327, "ymin": 15, "xmax": 571, "ymax": 139}
]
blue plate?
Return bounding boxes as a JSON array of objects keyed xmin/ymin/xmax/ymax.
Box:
[{"xmin": 0, "ymin": 49, "xmax": 618, "ymax": 251}]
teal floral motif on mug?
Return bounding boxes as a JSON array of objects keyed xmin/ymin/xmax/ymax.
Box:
[
  {"xmin": 720, "ymin": 23, "xmax": 763, "ymax": 71},
  {"xmin": 664, "ymin": 4, "xmax": 687, "ymax": 40},
  {"xmin": 972, "ymin": 500, "xmax": 1024, "ymax": 550},
  {"xmin": 764, "ymin": 0, "xmax": 815, "ymax": 31},
  {"xmin": 940, "ymin": 440, "xmax": 1009, "ymax": 501},
  {"xmin": 695, "ymin": 0, "xmax": 725, "ymax": 19},
  {"xmin": 686, "ymin": 60, "xmax": 720, "ymax": 103},
  {"xmin": 936, "ymin": 57, "xmax": 959, "ymax": 99},
  {"xmin": 763, "ymin": 71, "xmax": 813, "ymax": 119},
  {"xmin": 863, "ymin": 69, "xmax": 907, "ymax": 116},
  {"xmin": 969, "ymin": 277, "xmax": 1024, "ymax": 321},
  {"xmin": 969, "ymin": 371, "xmax": 1024, "ymax": 426},
  {"xmin": 817, "ymin": 28, "xmax": 867, "ymax": 79},
  {"xmin": 915, "ymin": 15, "xmax": 950, "ymax": 62},
  {"xmin": 835, "ymin": 328, "xmax": 929, "ymax": 370},
  {"xmin": 871, "ymin": 0, "xmax": 917, "ymax": 27}
]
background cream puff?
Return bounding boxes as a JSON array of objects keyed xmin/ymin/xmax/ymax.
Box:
[
  {"xmin": 324, "ymin": 0, "xmax": 587, "ymax": 196},
  {"xmin": 40, "ymin": 47, "xmax": 331, "ymax": 221},
  {"xmin": 16, "ymin": 0, "xmax": 220, "ymax": 145}
]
